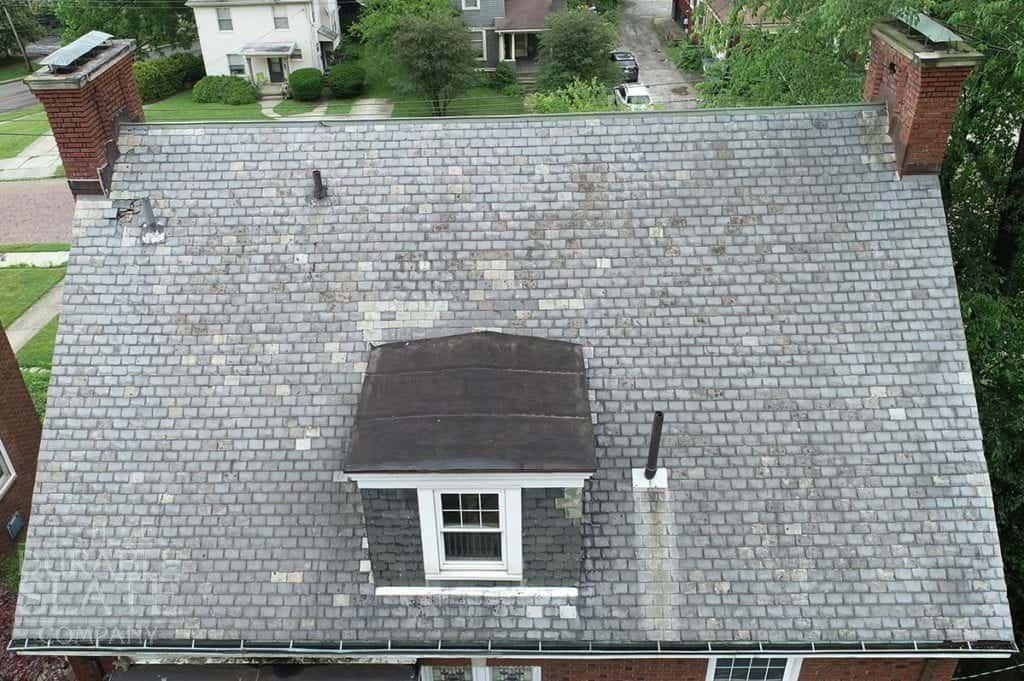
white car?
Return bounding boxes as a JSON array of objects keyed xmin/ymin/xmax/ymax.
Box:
[{"xmin": 614, "ymin": 83, "xmax": 654, "ymax": 111}]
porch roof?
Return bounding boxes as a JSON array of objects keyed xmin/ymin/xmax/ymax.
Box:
[
  {"xmin": 494, "ymin": 0, "xmax": 565, "ymax": 31},
  {"xmin": 238, "ymin": 41, "xmax": 296, "ymax": 57}
]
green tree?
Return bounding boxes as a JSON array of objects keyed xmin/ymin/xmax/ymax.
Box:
[
  {"xmin": 526, "ymin": 77, "xmax": 615, "ymax": 113},
  {"xmin": 394, "ymin": 13, "xmax": 476, "ymax": 117},
  {"xmin": 0, "ymin": 0, "xmax": 45, "ymax": 58},
  {"xmin": 537, "ymin": 9, "xmax": 620, "ymax": 93},
  {"xmin": 55, "ymin": 0, "xmax": 196, "ymax": 50},
  {"xmin": 350, "ymin": 0, "xmax": 456, "ymax": 88}
]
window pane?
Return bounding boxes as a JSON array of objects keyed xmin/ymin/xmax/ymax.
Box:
[
  {"xmin": 443, "ymin": 531, "xmax": 501, "ymax": 560},
  {"xmin": 462, "ymin": 493, "xmax": 480, "ymax": 510},
  {"xmin": 480, "ymin": 493, "xmax": 499, "ymax": 510},
  {"xmin": 441, "ymin": 493, "xmax": 459, "ymax": 510},
  {"xmin": 715, "ymin": 659, "xmax": 787, "ymax": 681},
  {"xmin": 461, "ymin": 510, "xmax": 482, "ymax": 526},
  {"xmin": 481, "ymin": 511, "xmax": 500, "ymax": 527},
  {"xmin": 442, "ymin": 511, "xmax": 461, "ymax": 527}
]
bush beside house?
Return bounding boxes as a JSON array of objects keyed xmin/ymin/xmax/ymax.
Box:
[
  {"xmin": 289, "ymin": 68, "xmax": 324, "ymax": 101},
  {"xmin": 133, "ymin": 52, "xmax": 205, "ymax": 104},
  {"xmin": 192, "ymin": 75, "xmax": 260, "ymax": 105},
  {"xmin": 326, "ymin": 62, "xmax": 366, "ymax": 97}
]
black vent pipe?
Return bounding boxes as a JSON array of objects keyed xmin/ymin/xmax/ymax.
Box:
[{"xmin": 644, "ymin": 411, "xmax": 664, "ymax": 480}]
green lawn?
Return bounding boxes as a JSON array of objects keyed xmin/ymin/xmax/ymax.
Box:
[
  {"xmin": 391, "ymin": 86, "xmax": 524, "ymax": 118},
  {"xmin": 0, "ymin": 57, "xmax": 36, "ymax": 83},
  {"xmin": 0, "ymin": 104, "xmax": 50, "ymax": 159},
  {"xmin": 274, "ymin": 98, "xmax": 320, "ymax": 116},
  {"xmin": 326, "ymin": 98, "xmax": 354, "ymax": 116},
  {"xmin": 0, "ymin": 242, "xmax": 70, "ymax": 253},
  {"xmin": 0, "ymin": 267, "xmax": 65, "ymax": 327},
  {"xmin": 16, "ymin": 315, "xmax": 58, "ymax": 368},
  {"xmin": 0, "ymin": 543, "xmax": 25, "ymax": 592},
  {"xmin": 20, "ymin": 369, "xmax": 50, "ymax": 420},
  {"xmin": 144, "ymin": 90, "xmax": 268, "ymax": 122}
]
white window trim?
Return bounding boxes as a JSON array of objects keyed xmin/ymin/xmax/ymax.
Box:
[
  {"xmin": 272, "ymin": 5, "xmax": 289, "ymax": 30},
  {"xmin": 418, "ymin": 488, "xmax": 522, "ymax": 581},
  {"xmin": 706, "ymin": 657, "xmax": 802, "ymax": 681},
  {"xmin": 462, "ymin": 0, "xmax": 481, "ymax": 9},
  {"xmin": 469, "ymin": 28, "xmax": 487, "ymax": 61},
  {"xmin": 420, "ymin": 665, "xmax": 542, "ymax": 681},
  {"xmin": 0, "ymin": 440, "xmax": 16, "ymax": 502},
  {"xmin": 216, "ymin": 7, "xmax": 233, "ymax": 31}
]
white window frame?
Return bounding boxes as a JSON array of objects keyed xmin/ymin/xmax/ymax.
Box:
[
  {"xmin": 469, "ymin": 28, "xmax": 487, "ymax": 61},
  {"xmin": 418, "ymin": 488, "xmax": 522, "ymax": 581},
  {"xmin": 462, "ymin": 0, "xmax": 481, "ymax": 9},
  {"xmin": 227, "ymin": 54, "xmax": 246, "ymax": 76},
  {"xmin": 216, "ymin": 7, "xmax": 233, "ymax": 31},
  {"xmin": 706, "ymin": 657, "xmax": 802, "ymax": 681},
  {"xmin": 0, "ymin": 440, "xmax": 17, "ymax": 502},
  {"xmin": 272, "ymin": 5, "xmax": 289, "ymax": 30},
  {"xmin": 420, "ymin": 665, "xmax": 541, "ymax": 681}
]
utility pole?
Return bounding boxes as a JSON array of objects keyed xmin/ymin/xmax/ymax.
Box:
[{"xmin": 1, "ymin": 0, "xmax": 32, "ymax": 74}]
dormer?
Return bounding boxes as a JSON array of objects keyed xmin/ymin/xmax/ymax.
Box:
[{"xmin": 346, "ymin": 332, "xmax": 596, "ymax": 585}]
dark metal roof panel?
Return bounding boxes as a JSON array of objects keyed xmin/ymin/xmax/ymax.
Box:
[{"xmin": 348, "ymin": 332, "xmax": 596, "ymax": 473}]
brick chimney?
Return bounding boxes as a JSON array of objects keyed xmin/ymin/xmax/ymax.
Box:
[
  {"xmin": 25, "ymin": 31, "xmax": 144, "ymax": 197},
  {"xmin": 863, "ymin": 14, "xmax": 982, "ymax": 175}
]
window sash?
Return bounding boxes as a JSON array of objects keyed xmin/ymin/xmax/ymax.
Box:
[
  {"xmin": 418, "ymin": 487, "xmax": 522, "ymax": 580},
  {"xmin": 462, "ymin": 0, "xmax": 481, "ymax": 9},
  {"xmin": 468, "ymin": 29, "xmax": 486, "ymax": 61},
  {"xmin": 273, "ymin": 6, "xmax": 289, "ymax": 29},
  {"xmin": 707, "ymin": 658, "xmax": 801, "ymax": 681},
  {"xmin": 216, "ymin": 7, "xmax": 232, "ymax": 30}
]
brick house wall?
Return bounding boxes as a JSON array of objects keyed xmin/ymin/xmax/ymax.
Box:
[
  {"xmin": 418, "ymin": 657, "xmax": 957, "ymax": 681},
  {"xmin": 0, "ymin": 326, "xmax": 42, "ymax": 556}
]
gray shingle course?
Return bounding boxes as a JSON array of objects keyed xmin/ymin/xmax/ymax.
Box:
[{"xmin": 13, "ymin": 105, "xmax": 1012, "ymax": 644}]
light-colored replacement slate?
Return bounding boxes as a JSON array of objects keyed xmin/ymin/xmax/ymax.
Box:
[{"xmin": 14, "ymin": 106, "xmax": 1012, "ymax": 645}]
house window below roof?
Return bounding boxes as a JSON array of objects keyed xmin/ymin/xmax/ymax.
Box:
[
  {"xmin": 469, "ymin": 29, "xmax": 486, "ymax": 60},
  {"xmin": 420, "ymin": 665, "xmax": 542, "ymax": 681},
  {"xmin": 462, "ymin": 0, "xmax": 481, "ymax": 9},
  {"xmin": 273, "ymin": 5, "xmax": 289, "ymax": 29},
  {"xmin": 216, "ymin": 7, "xmax": 233, "ymax": 30},
  {"xmin": 0, "ymin": 440, "xmax": 16, "ymax": 502},
  {"xmin": 227, "ymin": 54, "xmax": 245, "ymax": 75},
  {"xmin": 708, "ymin": 658, "xmax": 801, "ymax": 681}
]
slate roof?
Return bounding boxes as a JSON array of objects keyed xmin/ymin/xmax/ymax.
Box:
[
  {"xmin": 14, "ymin": 106, "xmax": 1013, "ymax": 646},
  {"xmin": 347, "ymin": 332, "xmax": 596, "ymax": 474}
]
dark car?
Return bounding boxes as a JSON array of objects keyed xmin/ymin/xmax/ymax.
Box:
[{"xmin": 610, "ymin": 50, "xmax": 639, "ymax": 83}]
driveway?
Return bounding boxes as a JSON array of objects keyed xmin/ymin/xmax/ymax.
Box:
[
  {"xmin": 618, "ymin": 0, "xmax": 700, "ymax": 110},
  {"xmin": 0, "ymin": 179, "xmax": 73, "ymax": 243},
  {"xmin": 0, "ymin": 80, "xmax": 36, "ymax": 114}
]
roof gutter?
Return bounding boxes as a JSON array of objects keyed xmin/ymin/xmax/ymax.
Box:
[{"xmin": 9, "ymin": 639, "xmax": 1017, "ymax": 660}]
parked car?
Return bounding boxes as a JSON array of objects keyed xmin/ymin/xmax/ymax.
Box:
[
  {"xmin": 614, "ymin": 84, "xmax": 653, "ymax": 111},
  {"xmin": 610, "ymin": 50, "xmax": 639, "ymax": 83}
]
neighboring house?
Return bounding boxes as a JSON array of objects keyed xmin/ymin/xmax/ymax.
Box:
[
  {"xmin": 185, "ymin": 0, "xmax": 340, "ymax": 93},
  {"xmin": 0, "ymin": 327, "xmax": 41, "ymax": 557},
  {"xmin": 18, "ymin": 19, "xmax": 1015, "ymax": 681},
  {"xmin": 677, "ymin": 0, "xmax": 783, "ymax": 40},
  {"xmin": 459, "ymin": 0, "xmax": 566, "ymax": 71}
]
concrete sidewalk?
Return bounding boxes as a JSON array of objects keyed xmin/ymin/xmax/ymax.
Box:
[
  {"xmin": 0, "ymin": 131, "xmax": 61, "ymax": 181},
  {"xmin": 0, "ymin": 179, "xmax": 73, "ymax": 242},
  {"xmin": 5, "ymin": 280, "xmax": 63, "ymax": 352}
]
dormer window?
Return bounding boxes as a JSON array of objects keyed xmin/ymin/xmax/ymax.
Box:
[
  {"xmin": 347, "ymin": 332, "xmax": 595, "ymax": 588},
  {"xmin": 420, "ymin": 489, "xmax": 521, "ymax": 580}
]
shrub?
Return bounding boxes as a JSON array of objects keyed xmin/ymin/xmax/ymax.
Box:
[
  {"xmin": 289, "ymin": 67, "xmax": 324, "ymax": 101},
  {"xmin": 525, "ymin": 77, "xmax": 613, "ymax": 114},
  {"xmin": 669, "ymin": 40, "xmax": 708, "ymax": 72},
  {"xmin": 326, "ymin": 62, "xmax": 366, "ymax": 97},
  {"xmin": 488, "ymin": 62, "xmax": 522, "ymax": 95},
  {"xmin": 132, "ymin": 52, "xmax": 206, "ymax": 103},
  {"xmin": 537, "ymin": 10, "xmax": 620, "ymax": 92},
  {"xmin": 192, "ymin": 75, "xmax": 260, "ymax": 105}
]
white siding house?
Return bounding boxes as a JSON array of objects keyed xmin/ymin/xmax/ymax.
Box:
[{"xmin": 186, "ymin": 0, "xmax": 340, "ymax": 93}]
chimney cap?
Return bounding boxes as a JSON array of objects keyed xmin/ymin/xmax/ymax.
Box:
[
  {"xmin": 873, "ymin": 14, "xmax": 983, "ymax": 68},
  {"xmin": 39, "ymin": 30, "xmax": 113, "ymax": 71}
]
